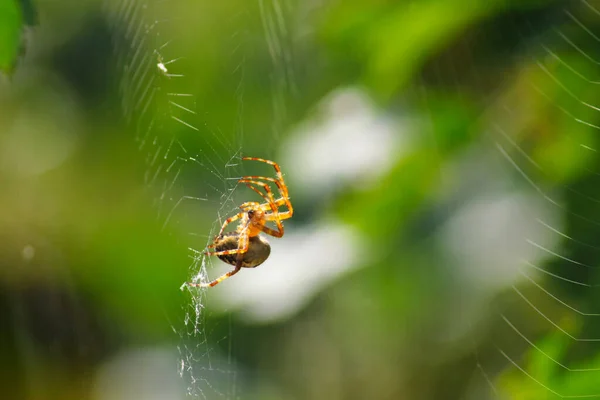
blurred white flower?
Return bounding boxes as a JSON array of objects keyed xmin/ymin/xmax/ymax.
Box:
[
  {"xmin": 283, "ymin": 87, "xmax": 410, "ymax": 195},
  {"xmin": 208, "ymin": 222, "xmax": 364, "ymax": 323}
]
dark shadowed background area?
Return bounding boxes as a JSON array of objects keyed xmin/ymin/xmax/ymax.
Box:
[{"xmin": 2, "ymin": 0, "xmax": 600, "ymax": 399}]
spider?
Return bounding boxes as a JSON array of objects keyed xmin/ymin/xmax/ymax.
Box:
[{"xmin": 188, "ymin": 157, "xmax": 293, "ymax": 288}]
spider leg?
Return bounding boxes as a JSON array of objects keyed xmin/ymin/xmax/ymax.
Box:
[
  {"xmin": 259, "ymin": 211, "xmax": 292, "ymax": 238},
  {"xmin": 265, "ymin": 209, "xmax": 292, "ymax": 221},
  {"xmin": 239, "ymin": 180, "xmax": 278, "ymax": 212},
  {"xmin": 241, "ymin": 199, "xmax": 283, "ymax": 212},
  {"xmin": 240, "ymin": 178, "xmax": 285, "ymax": 214},
  {"xmin": 204, "ymin": 222, "xmax": 251, "ymax": 256},
  {"xmin": 214, "ymin": 211, "xmax": 244, "ymax": 239},
  {"xmin": 238, "ymin": 199, "xmax": 281, "ymax": 219},
  {"xmin": 241, "ymin": 175, "xmax": 292, "ymax": 213},
  {"xmin": 242, "ymin": 157, "xmax": 285, "ymax": 183},
  {"xmin": 259, "ymin": 224, "xmax": 283, "ymax": 238},
  {"xmin": 240, "ymin": 182, "xmax": 278, "ymax": 213},
  {"xmin": 239, "ymin": 201, "xmax": 263, "ymax": 211},
  {"xmin": 204, "ymin": 212, "xmax": 246, "ymax": 254},
  {"xmin": 191, "ymin": 229, "xmax": 250, "ymax": 288},
  {"xmin": 188, "ymin": 261, "xmax": 242, "ymax": 288},
  {"xmin": 204, "ymin": 246, "xmax": 249, "ymax": 256},
  {"xmin": 241, "ymin": 157, "xmax": 293, "ymax": 216},
  {"xmin": 239, "ymin": 179, "xmax": 292, "ymax": 224},
  {"xmin": 239, "ymin": 179, "xmax": 286, "ymax": 234}
]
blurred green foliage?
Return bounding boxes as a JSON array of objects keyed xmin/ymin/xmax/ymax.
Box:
[
  {"xmin": 0, "ymin": 0, "xmax": 23, "ymax": 74},
  {"xmin": 5, "ymin": 0, "xmax": 600, "ymax": 399}
]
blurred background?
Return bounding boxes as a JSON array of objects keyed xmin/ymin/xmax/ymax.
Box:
[{"xmin": 3, "ymin": 0, "xmax": 600, "ymax": 398}]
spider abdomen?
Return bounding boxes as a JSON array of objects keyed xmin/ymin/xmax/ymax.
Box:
[{"xmin": 215, "ymin": 232, "xmax": 271, "ymax": 268}]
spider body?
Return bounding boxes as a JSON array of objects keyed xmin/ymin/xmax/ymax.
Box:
[
  {"xmin": 214, "ymin": 232, "xmax": 271, "ymax": 268},
  {"xmin": 188, "ymin": 157, "xmax": 293, "ymax": 288}
]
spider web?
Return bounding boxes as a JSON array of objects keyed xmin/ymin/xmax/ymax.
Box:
[
  {"xmin": 103, "ymin": 0, "xmax": 297, "ymax": 397},
  {"xmin": 447, "ymin": 1, "xmax": 600, "ymax": 398},
  {"xmin": 99, "ymin": 0, "xmax": 600, "ymax": 398}
]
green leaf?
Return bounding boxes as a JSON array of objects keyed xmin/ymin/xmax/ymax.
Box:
[{"xmin": 0, "ymin": 0, "xmax": 23, "ymax": 75}]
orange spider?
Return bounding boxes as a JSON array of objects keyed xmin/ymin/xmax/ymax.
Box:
[{"xmin": 188, "ymin": 157, "xmax": 293, "ymax": 288}]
